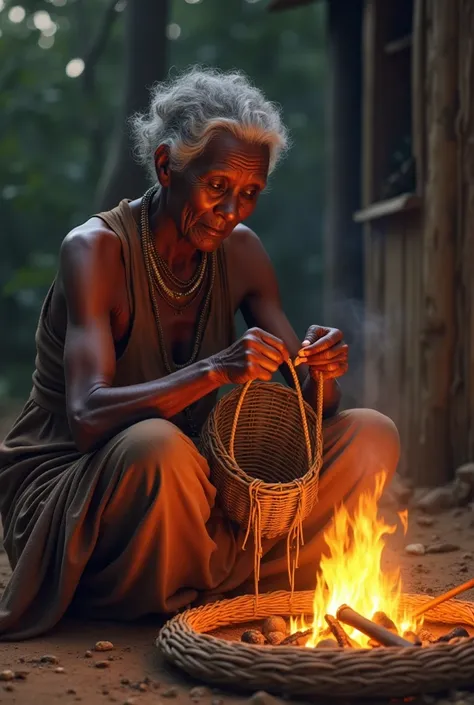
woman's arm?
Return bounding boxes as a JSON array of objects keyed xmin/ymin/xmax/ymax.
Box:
[{"xmin": 60, "ymin": 226, "xmax": 222, "ymax": 453}]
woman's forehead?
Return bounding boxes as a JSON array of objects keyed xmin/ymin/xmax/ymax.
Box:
[{"xmin": 195, "ymin": 130, "xmax": 270, "ymax": 176}]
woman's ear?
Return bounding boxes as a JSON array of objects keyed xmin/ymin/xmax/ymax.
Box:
[{"xmin": 154, "ymin": 145, "xmax": 171, "ymax": 187}]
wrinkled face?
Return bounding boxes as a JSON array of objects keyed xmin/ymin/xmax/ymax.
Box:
[{"xmin": 158, "ymin": 130, "xmax": 270, "ymax": 251}]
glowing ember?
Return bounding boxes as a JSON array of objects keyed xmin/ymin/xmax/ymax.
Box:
[{"xmin": 291, "ymin": 471, "xmax": 422, "ymax": 647}]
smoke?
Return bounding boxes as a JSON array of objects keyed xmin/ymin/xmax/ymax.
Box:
[{"xmin": 325, "ymin": 297, "xmax": 397, "ymax": 415}]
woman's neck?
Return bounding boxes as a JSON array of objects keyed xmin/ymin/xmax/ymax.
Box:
[{"xmin": 148, "ymin": 187, "xmax": 200, "ymax": 275}]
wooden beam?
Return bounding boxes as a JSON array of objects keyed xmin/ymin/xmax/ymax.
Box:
[{"xmin": 419, "ymin": 0, "xmax": 458, "ymax": 485}]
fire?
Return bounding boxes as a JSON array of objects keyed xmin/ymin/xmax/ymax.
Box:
[{"xmin": 291, "ymin": 471, "xmax": 421, "ymax": 647}]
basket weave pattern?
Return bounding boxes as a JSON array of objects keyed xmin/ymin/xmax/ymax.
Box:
[
  {"xmin": 200, "ymin": 362, "xmax": 324, "ymax": 540},
  {"xmin": 157, "ymin": 590, "xmax": 474, "ymax": 699}
]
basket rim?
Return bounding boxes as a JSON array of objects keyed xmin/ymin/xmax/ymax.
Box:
[
  {"xmin": 204, "ymin": 381, "xmax": 321, "ymax": 491},
  {"xmin": 157, "ymin": 589, "xmax": 474, "ymax": 699}
]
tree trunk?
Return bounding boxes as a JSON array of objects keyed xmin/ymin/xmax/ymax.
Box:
[
  {"xmin": 323, "ymin": 0, "xmax": 363, "ymax": 409},
  {"xmin": 419, "ymin": 0, "xmax": 458, "ymax": 484},
  {"xmin": 96, "ymin": 0, "xmax": 168, "ymax": 210}
]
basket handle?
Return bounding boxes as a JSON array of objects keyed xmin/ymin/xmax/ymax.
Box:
[{"xmin": 228, "ymin": 358, "xmax": 322, "ymax": 469}]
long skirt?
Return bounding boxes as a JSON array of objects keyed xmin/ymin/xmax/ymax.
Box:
[{"xmin": 0, "ymin": 406, "xmax": 400, "ymax": 640}]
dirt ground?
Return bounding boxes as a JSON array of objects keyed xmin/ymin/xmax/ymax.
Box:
[
  {"xmin": 1, "ymin": 503, "xmax": 474, "ymax": 705},
  {"xmin": 1, "ymin": 410, "xmax": 474, "ymax": 705}
]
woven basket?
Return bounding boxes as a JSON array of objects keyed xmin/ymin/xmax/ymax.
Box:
[
  {"xmin": 200, "ymin": 360, "xmax": 324, "ymax": 541},
  {"xmin": 157, "ymin": 590, "xmax": 474, "ymax": 699}
]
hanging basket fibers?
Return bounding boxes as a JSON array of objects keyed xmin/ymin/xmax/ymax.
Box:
[
  {"xmin": 157, "ymin": 590, "xmax": 474, "ymax": 699},
  {"xmin": 200, "ymin": 361, "xmax": 324, "ymax": 594}
]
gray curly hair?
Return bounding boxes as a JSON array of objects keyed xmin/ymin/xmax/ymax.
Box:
[{"xmin": 129, "ymin": 66, "xmax": 290, "ymax": 182}]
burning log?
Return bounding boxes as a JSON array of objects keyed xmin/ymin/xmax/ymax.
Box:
[
  {"xmin": 324, "ymin": 614, "xmax": 354, "ymax": 648},
  {"xmin": 372, "ymin": 611, "xmax": 398, "ymax": 633},
  {"xmin": 280, "ymin": 628, "xmax": 312, "ymax": 646},
  {"xmin": 403, "ymin": 630, "xmax": 422, "ymax": 646},
  {"xmin": 418, "ymin": 628, "xmax": 435, "ymax": 644},
  {"xmin": 336, "ymin": 605, "xmax": 416, "ymax": 648},
  {"xmin": 435, "ymin": 627, "xmax": 469, "ymax": 643}
]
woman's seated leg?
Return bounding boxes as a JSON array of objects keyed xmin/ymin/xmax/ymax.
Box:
[{"xmin": 72, "ymin": 418, "xmax": 238, "ymax": 618}]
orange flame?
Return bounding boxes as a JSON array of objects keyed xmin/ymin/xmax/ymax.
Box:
[{"xmin": 291, "ymin": 471, "xmax": 421, "ymax": 646}]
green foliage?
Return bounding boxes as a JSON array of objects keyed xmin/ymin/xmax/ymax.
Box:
[{"xmin": 0, "ymin": 0, "xmax": 327, "ymax": 400}]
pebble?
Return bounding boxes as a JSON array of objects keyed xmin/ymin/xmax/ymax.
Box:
[
  {"xmin": 212, "ymin": 699, "xmax": 224, "ymax": 705},
  {"xmin": 95, "ymin": 660, "xmax": 111, "ymax": 669},
  {"xmin": 162, "ymin": 686, "xmax": 178, "ymax": 698},
  {"xmin": 417, "ymin": 487, "xmax": 455, "ymax": 513},
  {"xmin": 40, "ymin": 654, "xmax": 59, "ymax": 664},
  {"xmin": 425, "ymin": 542, "xmax": 460, "ymax": 554},
  {"xmin": 190, "ymin": 686, "xmax": 211, "ymax": 699},
  {"xmin": 54, "ymin": 667, "xmax": 66, "ymax": 674},
  {"xmin": 416, "ymin": 516, "xmax": 434, "ymax": 527},
  {"xmin": 95, "ymin": 640, "xmax": 114, "ymax": 652},
  {"xmin": 0, "ymin": 671, "xmax": 14, "ymax": 681},
  {"xmin": 67, "ymin": 689, "xmax": 77, "ymax": 695},
  {"xmin": 248, "ymin": 691, "xmax": 282, "ymax": 705},
  {"xmin": 405, "ymin": 543, "xmax": 426, "ymax": 555},
  {"xmin": 464, "ymin": 552, "xmax": 473, "ymax": 560},
  {"xmin": 14, "ymin": 670, "xmax": 29, "ymax": 680},
  {"xmin": 84, "ymin": 650, "xmax": 93, "ymax": 658}
]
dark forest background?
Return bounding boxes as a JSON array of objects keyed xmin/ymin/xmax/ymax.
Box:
[{"xmin": 0, "ymin": 0, "xmax": 327, "ymax": 408}]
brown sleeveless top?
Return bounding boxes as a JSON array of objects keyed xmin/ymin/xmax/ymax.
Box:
[{"xmin": 28, "ymin": 198, "xmax": 236, "ymax": 438}]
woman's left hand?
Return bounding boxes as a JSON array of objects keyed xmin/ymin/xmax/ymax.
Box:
[{"xmin": 294, "ymin": 325, "xmax": 348, "ymax": 380}]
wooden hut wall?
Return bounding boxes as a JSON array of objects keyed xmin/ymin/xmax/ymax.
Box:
[{"xmin": 362, "ymin": 0, "xmax": 474, "ymax": 486}]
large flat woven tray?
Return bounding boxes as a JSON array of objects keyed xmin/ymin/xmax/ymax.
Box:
[{"xmin": 157, "ymin": 590, "xmax": 474, "ymax": 699}]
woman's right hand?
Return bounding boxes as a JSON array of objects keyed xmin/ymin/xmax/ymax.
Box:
[{"xmin": 211, "ymin": 328, "xmax": 289, "ymax": 385}]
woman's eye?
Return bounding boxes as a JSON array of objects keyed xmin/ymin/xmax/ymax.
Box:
[{"xmin": 209, "ymin": 182, "xmax": 225, "ymax": 192}]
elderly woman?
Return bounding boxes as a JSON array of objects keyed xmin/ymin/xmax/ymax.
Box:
[{"xmin": 0, "ymin": 67, "xmax": 399, "ymax": 640}]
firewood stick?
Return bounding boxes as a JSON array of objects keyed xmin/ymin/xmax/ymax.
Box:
[
  {"xmin": 336, "ymin": 605, "xmax": 415, "ymax": 648},
  {"xmin": 280, "ymin": 628, "xmax": 312, "ymax": 646},
  {"xmin": 413, "ymin": 577, "xmax": 474, "ymax": 618},
  {"xmin": 324, "ymin": 614, "xmax": 354, "ymax": 648}
]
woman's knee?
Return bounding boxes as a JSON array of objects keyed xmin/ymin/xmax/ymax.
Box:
[
  {"xmin": 118, "ymin": 418, "xmax": 189, "ymax": 467},
  {"xmin": 344, "ymin": 408, "xmax": 400, "ymax": 473},
  {"xmin": 102, "ymin": 418, "xmax": 200, "ymax": 493}
]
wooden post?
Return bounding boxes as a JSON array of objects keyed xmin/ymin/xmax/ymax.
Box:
[
  {"xmin": 451, "ymin": 0, "xmax": 474, "ymax": 469},
  {"xmin": 323, "ymin": 0, "xmax": 364, "ymax": 408},
  {"xmin": 419, "ymin": 0, "xmax": 458, "ymax": 485}
]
